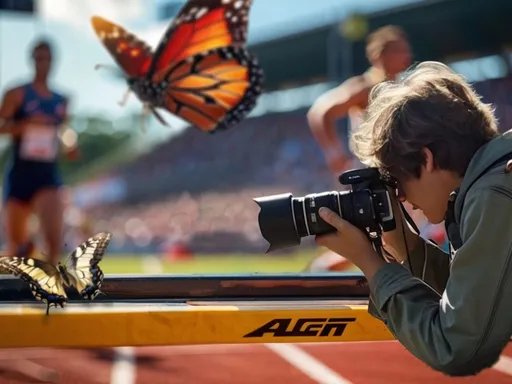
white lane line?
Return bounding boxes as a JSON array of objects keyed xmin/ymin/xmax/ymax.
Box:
[
  {"xmin": 110, "ymin": 347, "xmax": 136, "ymax": 384},
  {"xmin": 265, "ymin": 343, "xmax": 352, "ymax": 384},
  {"xmin": 110, "ymin": 255, "xmax": 163, "ymax": 384},
  {"xmin": 493, "ymin": 355, "xmax": 512, "ymax": 376}
]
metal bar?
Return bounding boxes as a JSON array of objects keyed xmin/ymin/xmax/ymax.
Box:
[{"xmin": 0, "ymin": 273, "xmax": 369, "ymax": 302}]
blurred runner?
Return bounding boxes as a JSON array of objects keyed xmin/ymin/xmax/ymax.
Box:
[
  {"xmin": 0, "ymin": 38, "xmax": 79, "ymax": 264},
  {"xmin": 305, "ymin": 26, "xmax": 412, "ymax": 272}
]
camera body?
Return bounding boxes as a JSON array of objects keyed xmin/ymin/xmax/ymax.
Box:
[{"xmin": 254, "ymin": 167, "xmax": 396, "ymax": 252}]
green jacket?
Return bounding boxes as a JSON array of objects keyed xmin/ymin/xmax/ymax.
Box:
[{"xmin": 369, "ymin": 129, "xmax": 512, "ymax": 376}]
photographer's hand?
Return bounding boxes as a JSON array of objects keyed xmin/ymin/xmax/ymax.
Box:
[{"xmin": 316, "ymin": 207, "xmax": 386, "ymax": 281}]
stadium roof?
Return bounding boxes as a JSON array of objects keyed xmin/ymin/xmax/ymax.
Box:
[
  {"xmin": 144, "ymin": 0, "xmax": 424, "ymax": 48},
  {"xmin": 246, "ymin": 0, "xmax": 425, "ymax": 46}
]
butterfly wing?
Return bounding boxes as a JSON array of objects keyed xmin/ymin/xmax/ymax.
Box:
[
  {"xmin": 91, "ymin": 16, "xmax": 153, "ymax": 78},
  {"xmin": 148, "ymin": 0, "xmax": 254, "ymax": 76},
  {"xmin": 0, "ymin": 257, "xmax": 66, "ymax": 315},
  {"xmin": 149, "ymin": 0, "xmax": 261, "ymax": 132},
  {"xmin": 63, "ymin": 232, "xmax": 112, "ymax": 300},
  {"xmin": 91, "ymin": 1, "xmax": 261, "ymax": 131},
  {"xmin": 155, "ymin": 46, "xmax": 262, "ymax": 133}
]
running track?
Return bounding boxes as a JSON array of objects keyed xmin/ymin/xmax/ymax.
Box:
[
  {"xmin": 0, "ymin": 342, "xmax": 511, "ymax": 383},
  {"xmin": 2, "ymin": 259, "xmax": 510, "ymax": 383}
]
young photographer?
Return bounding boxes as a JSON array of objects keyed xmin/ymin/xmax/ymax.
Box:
[{"xmin": 315, "ymin": 61, "xmax": 512, "ymax": 376}]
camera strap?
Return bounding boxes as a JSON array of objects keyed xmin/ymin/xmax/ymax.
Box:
[
  {"xmin": 398, "ymin": 202, "xmax": 421, "ymax": 236},
  {"xmin": 397, "ymin": 151, "xmax": 512, "ymax": 258},
  {"xmin": 386, "ymin": 150, "xmax": 512, "ymax": 280}
]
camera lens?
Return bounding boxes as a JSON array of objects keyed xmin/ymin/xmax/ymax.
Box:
[
  {"xmin": 254, "ymin": 193, "xmax": 302, "ymax": 252},
  {"xmin": 254, "ymin": 191, "xmax": 344, "ymax": 252},
  {"xmin": 293, "ymin": 192, "xmax": 343, "ymax": 237},
  {"xmin": 254, "ymin": 167, "xmax": 397, "ymax": 253}
]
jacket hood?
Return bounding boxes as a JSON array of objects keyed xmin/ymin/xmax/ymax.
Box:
[{"xmin": 456, "ymin": 128, "xmax": 512, "ymax": 214}]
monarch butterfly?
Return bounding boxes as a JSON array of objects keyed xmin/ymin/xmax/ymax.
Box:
[
  {"xmin": 91, "ymin": 0, "xmax": 263, "ymax": 133},
  {"xmin": 0, "ymin": 232, "xmax": 112, "ymax": 315}
]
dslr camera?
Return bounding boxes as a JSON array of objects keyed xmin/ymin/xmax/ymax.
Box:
[{"xmin": 254, "ymin": 167, "xmax": 396, "ymax": 252}]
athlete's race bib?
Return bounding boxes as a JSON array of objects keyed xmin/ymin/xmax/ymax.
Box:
[{"xmin": 20, "ymin": 124, "xmax": 59, "ymax": 162}]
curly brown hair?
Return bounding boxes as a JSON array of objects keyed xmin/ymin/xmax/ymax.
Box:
[{"xmin": 350, "ymin": 61, "xmax": 499, "ymax": 181}]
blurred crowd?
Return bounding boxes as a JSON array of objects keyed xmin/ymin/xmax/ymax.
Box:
[
  {"xmin": 76, "ymin": 111, "xmax": 334, "ymax": 254},
  {"xmin": 62, "ymin": 74, "xmax": 512, "ymax": 255}
]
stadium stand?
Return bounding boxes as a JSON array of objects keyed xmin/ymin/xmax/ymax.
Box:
[
  {"xmin": 79, "ymin": 109, "xmax": 333, "ymax": 254},
  {"xmin": 69, "ymin": 73, "xmax": 512, "ymax": 255}
]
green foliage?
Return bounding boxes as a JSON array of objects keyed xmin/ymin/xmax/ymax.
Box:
[{"xmin": 59, "ymin": 129, "xmax": 132, "ymax": 185}]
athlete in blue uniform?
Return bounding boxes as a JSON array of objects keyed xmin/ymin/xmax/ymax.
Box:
[{"xmin": 0, "ymin": 39, "xmax": 78, "ymax": 265}]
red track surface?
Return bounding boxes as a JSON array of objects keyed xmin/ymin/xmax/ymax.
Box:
[{"xmin": 0, "ymin": 342, "xmax": 511, "ymax": 383}]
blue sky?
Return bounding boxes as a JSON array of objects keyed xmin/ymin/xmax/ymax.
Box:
[{"xmin": 0, "ymin": 0, "xmax": 420, "ymax": 139}]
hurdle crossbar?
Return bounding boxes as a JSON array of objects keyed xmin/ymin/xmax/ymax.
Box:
[
  {"xmin": 0, "ymin": 273, "xmax": 395, "ymax": 348},
  {"xmin": 0, "ymin": 273, "xmax": 370, "ymax": 302}
]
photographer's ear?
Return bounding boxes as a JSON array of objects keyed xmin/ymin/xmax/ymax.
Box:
[{"xmin": 423, "ymin": 147, "xmax": 435, "ymax": 173}]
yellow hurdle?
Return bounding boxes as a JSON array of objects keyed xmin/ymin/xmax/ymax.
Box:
[
  {"xmin": 0, "ymin": 301, "xmax": 393, "ymax": 348},
  {"xmin": 0, "ymin": 273, "xmax": 395, "ymax": 348}
]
